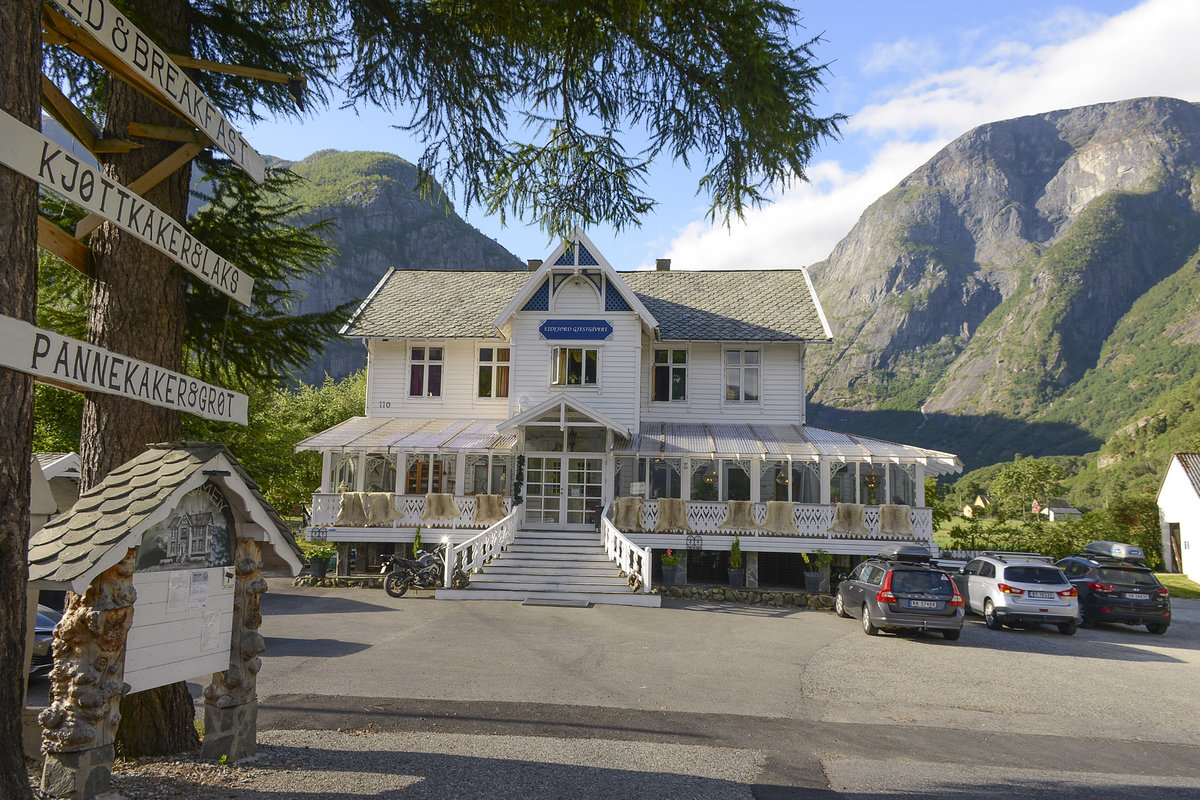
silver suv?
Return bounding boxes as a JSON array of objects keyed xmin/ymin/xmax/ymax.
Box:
[{"xmin": 960, "ymin": 552, "xmax": 1078, "ymax": 635}]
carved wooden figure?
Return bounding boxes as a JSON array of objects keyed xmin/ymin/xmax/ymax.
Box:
[{"xmin": 39, "ymin": 548, "xmax": 137, "ymax": 797}]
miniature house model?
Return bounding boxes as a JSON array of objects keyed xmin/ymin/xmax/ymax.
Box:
[{"xmin": 27, "ymin": 442, "xmax": 303, "ymax": 796}]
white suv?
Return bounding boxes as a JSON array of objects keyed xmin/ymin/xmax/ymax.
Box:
[{"xmin": 960, "ymin": 552, "xmax": 1078, "ymax": 635}]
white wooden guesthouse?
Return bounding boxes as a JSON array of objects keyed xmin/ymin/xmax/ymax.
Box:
[{"xmin": 296, "ymin": 230, "xmax": 961, "ymax": 600}]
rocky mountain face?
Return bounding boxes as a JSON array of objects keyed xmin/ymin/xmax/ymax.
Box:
[
  {"xmin": 807, "ymin": 97, "xmax": 1200, "ymax": 469},
  {"xmin": 282, "ymin": 150, "xmax": 524, "ymax": 383}
]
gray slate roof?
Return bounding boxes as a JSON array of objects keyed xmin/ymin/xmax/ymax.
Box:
[
  {"xmin": 341, "ymin": 270, "xmax": 531, "ymax": 338},
  {"xmin": 340, "ymin": 268, "xmax": 831, "ymax": 342},
  {"xmin": 622, "ymin": 270, "xmax": 830, "ymax": 341},
  {"xmin": 28, "ymin": 442, "xmax": 300, "ymax": 587}
]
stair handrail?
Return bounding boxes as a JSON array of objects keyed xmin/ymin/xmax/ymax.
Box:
[
  {"xmin": 600, "ymin": 502, "xmax": 652, "ymax": 593},
  {"xmin": 443, "ymin": 509, "xmax": 518, "ymax": 588}
]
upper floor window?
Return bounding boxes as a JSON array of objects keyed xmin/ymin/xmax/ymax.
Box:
[
  {"xmin": 552, "ymin": 347, "xmax": 598, "ymax": 386},
  {"xmin": 652, "ymin": 348, "xmax": 687, "ymax": 402},
  {"xmin": 724, "ymin": 349, "xmax": 759, "ymax": 402},
  {"xmin": 478, "ymin": 347, "xmax": 510, "ymax": 398},
  {"xmin": 409, "ymin": 345, "xmax": 443, "ymax": 397}
]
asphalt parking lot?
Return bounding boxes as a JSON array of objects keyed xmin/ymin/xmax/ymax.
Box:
[
  {"xmin": 243, "ymin": 579, "xmax": 1200, "ymax": 799},
  {"xmin": 22, "ymin": 580, "xmax": 1200, "ymax": 798}
]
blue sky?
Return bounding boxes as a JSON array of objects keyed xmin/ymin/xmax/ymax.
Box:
[{"xmin": 246, "ymin": 0, "xmax": 1199, "ymax": 271}]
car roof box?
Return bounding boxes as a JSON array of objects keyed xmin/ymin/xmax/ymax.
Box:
[
  {"xmin": 1083, "ymin": 541, "xmax": 1145, "ymax": 561},
  {"xmin": 876, "ymin": 543, "xmax": 932, "ymax": 563}
]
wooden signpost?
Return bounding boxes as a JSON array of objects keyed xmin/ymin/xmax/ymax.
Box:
[
  {"xmin": 0, "ymin": 316, "xmax": 248, "ymax": 425},
  {"xmin": 0, "ymin": 109, "xmax": 253, "ymax": 306},
  {"xmin": 50, "ymin": 0, "xmax": 266, "ymax": 183}
]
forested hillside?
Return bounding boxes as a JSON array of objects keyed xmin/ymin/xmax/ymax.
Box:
[{"xmin": 280, "ymin": 150, "xmax": 524, "ymax": 383}]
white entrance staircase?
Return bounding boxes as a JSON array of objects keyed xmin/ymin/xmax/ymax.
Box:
[{"xmin": 436, "ymin": 529, "xmax": 660, "ymax": 607}]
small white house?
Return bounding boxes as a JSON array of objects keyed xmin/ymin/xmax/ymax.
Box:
[{"xmin": 1158, "ymin": 452, "xmax": 1200, "ymax": 582}]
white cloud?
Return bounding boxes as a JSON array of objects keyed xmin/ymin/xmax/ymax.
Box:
[
  {"xmin": 668, "ymin": 0, "xmax": 1200, "ymax": 270},
  {"xmin": 862, "ymin": 36, "xmax": 938, "ymax": 76},
  {"xmin": 856, "ymin": 0, "xmax": 1200, "ymax": 141},
  {"xmin": 668, "ymin": 139, "xmax": 941, "ymax": 269}
]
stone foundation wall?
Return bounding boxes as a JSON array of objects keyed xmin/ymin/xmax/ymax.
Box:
[
  {"xmin": 293, "ymin": 575, "xmax": 385, "ymax": 589},
  {"xmin": 656, "ymin": 585, "xmax": 836, "ymax": 610}
]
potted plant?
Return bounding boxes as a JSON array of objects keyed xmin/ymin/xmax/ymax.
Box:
[
  {"xmin": 804, "ymin": 548, "xmax": 832, "ymax": 593},
  {"xmin": 307, "ymin": 545, "xmax": 337, "ymax": 579},
  {"xmin": 728, "ymin": 536, "xmax": 745, "ymax": 587},
  {"xmin": 411, "ymin": 525, "xmax": 423, "ymax": 557},
  {"xmin": 660, "ymin": 549, "xmax": 681, "ymax": 585}
]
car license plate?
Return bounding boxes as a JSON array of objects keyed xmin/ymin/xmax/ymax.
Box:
[
  {"xmin": 908, "ymin": 600, "xmax": 937, "ymax": 609},
  {"xmin": 1028, "ymin": 591, "xmax": 1054, "ymax": 599},
  {"xmin": 1125, "ymin": 592, "xmax": 1149, "ymax": 600}
]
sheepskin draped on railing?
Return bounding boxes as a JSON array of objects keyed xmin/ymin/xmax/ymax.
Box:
[
  {"xmin": 311, "ymin": 493, "xmax": 512, "ymax": 529},
  {"xmin": 621, "ymin": 499, "xmax": 931, "ymax": 540}
]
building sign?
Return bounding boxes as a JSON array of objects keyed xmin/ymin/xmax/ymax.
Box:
[
  {"xmin": 539, "ymin": 319, "xmax": 613, "ymax": 340},
  {"xmin": 52, "ymin": 0, "xmax": 265, "ymax": 183},
  {"xmin": 0, "ymin": 315, "xmax": 248, "ymax": 425},
  {"xmin": 0, "ymin": 109, "xmax": 253, "ymax": 306}
]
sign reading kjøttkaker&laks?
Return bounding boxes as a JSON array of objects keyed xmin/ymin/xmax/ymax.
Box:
[
  {"xmin": 0, "ymin": 315, "xmax": 248, "ymax": 425},
  {"xmin": 0, "ymin": 109, "xmax": 253, "ymax": 306},
  {"xmin": 51, "ymin": 0, "xmax": 265, "ymax": 183}
]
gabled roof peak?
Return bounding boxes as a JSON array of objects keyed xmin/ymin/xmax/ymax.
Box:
[{"xmin": 492, "ymin": 229, "xmax": 658, "ymax": 333}]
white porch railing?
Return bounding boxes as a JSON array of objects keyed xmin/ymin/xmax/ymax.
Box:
[
  {"xmin": 310, "ymin": 493, "xmax": 512, "ymax": 530},
  {"xmin": 443, "ymin": 510, "xmax": 518, "ymax": 588},
  {"xmin": 600, "ymin": 503, "xmax": 653, "ymax": 593},
  {"xmin": 637, "ymin": 501, "xmax": 933, "ymax": 541}
]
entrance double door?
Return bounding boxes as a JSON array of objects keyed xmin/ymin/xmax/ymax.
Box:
[{"xmin": 525, "ymin": 456, "xmax": 603, "ymax": 528}]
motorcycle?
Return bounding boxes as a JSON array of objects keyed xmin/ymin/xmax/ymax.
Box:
[{"xmin": 380, "ymin": 550, "xmax": 444, "ymax": 597}]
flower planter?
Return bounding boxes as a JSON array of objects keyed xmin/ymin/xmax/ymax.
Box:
[
  {"xmin": 728, "ymin": 568, "xmax": 746, "ymax": 588},
  {"xmin": 309, "ymin": 557, "xmax": 330, "ymax": 579},
  {"xmin": 661, "ymin": 564, "xmax": 682, "ymax": 585},
  {"xmin": 804, "ymin": 571, "xmax": 829, "ymax": 593}
]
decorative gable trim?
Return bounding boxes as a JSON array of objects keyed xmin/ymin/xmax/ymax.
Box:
[
  {"xmin": 499, "ymin": 395, "xmax": 630, "ymax": 439},
  {"xmin": 522, "ymin": 279, "xmax": 550, "ymax": 311},
  {"xmin": 492, "ymin": 227, "xmax": 658, "ymax": 333},
  {"xmin": 605, "ymin": 279, "xmax": 632, "ymax": 312}
]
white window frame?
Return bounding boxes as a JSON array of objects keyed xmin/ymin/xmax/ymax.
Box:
[
  {"xmin": 551, "ymin": 346, "xmax": 599, "ymax": 387},
  {"xmin": 477, "ymin": 345, "xmax": 511, "ymax": 398},
  {"xmin": 408, "ymin": 343, "xmax": 444, "ymax": 398},
  {"xmin": 651, "ymin": 347, "xmax": 688, "ymax": 403},
  {"xmin": 723, "ymin": 347, "xmax": 761, "ymax": 404}
]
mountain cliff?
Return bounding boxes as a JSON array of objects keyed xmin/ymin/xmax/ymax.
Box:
[
  {"xmin": 807, "ymin": 97, "xmax": 1200, "ymax": 469},
  {"xmin": 282, "ymin": 150, "xmax": 524, "ymax": 383}
]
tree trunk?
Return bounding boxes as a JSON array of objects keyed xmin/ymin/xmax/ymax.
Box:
[
  {"xmin": 77, "ymin": 0, "xmax": 198, "ymax": 758},
  {"xmin": 117, "ymin": 681, "xmax": 200, "ymax": 757},
  {"xmin": 0, "ymin": 2, "xmax": 42, "ymax": 797}
]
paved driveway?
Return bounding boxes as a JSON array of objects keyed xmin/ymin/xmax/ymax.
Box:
[{"xmin": 246, "ymin": 579, "xmax": 1200, "ymax": 798}]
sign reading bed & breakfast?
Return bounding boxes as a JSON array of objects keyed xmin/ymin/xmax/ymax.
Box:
[{"xmin": 538, "ymin": 319, "xmax": 613, "ymax": 340}]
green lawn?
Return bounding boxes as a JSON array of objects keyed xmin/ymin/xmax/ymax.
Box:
[{"xmin": 1157, "ymin": 572, "xmax": 1200, "ymax": 599}]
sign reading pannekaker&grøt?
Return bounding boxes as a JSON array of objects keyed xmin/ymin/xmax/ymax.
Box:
[{"xmin": 0, "ymin": 315, "xmax": 248, "ymax": 425}]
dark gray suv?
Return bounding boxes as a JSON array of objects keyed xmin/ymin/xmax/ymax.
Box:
[{"xmin": 835, "ymin": 544, "xmax": 965, "ymax": 640}]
